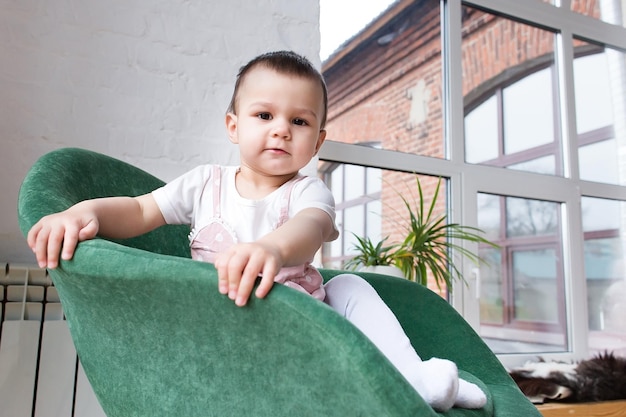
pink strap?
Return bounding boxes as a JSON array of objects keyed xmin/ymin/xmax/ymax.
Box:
[
  {"xmin": 276, "ymin": 176, "xmax": 305, "ymax": 227},
  {"xmin": 212, "ymin": 165, "xmax": 221, "ymax": 218}
]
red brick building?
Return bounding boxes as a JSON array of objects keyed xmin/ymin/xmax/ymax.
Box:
[
  {"xmin": 319, "ymin": 0, "xmax": 623, "ymax": 355},
  {"xmin": 321, "ymin": 0, "xmax": 601, "ymax": 273}
]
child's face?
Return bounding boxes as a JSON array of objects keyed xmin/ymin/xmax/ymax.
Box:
[{"xmin": 226, "ymin": 67, "xmax": 326, "ymax": 178}]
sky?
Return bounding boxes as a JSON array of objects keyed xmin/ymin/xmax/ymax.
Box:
[{"xmin": 319, "ymin": 0, "xmax": 397, "ymax": 61}]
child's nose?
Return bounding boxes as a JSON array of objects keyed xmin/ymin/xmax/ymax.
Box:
[{"xmin": 271, "ymin": 118, "xmax": 291, "ymax": 139}]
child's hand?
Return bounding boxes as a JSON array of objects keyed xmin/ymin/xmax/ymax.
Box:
[
  {"xmin": 214, "ymin": 242, "xmax": 283, "ymax": 307},
  {"xmin": 27, "ymin": 207, "xmax": 100, "ymax": 269}
]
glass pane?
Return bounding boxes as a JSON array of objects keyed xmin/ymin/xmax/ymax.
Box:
[
  {"xmin": 344, "ymin": 205, "xmax": 365, "ymax": 249},
  {"xmin": 571, "ymin": 0, "xmax": 625, "ymax": 27},
  {"xmin": 581, "ymin": 197, "xmax": 626, "ymax": 356},
  {"xmin": 579, "ymin": 139, "xmax": 619, "ymax": 184},
  {"xmin": 581, "ymin": 196, "xmax": 620, "ymax": 231},
  {"xmin": 573, "ymin": 50, "xmax": 614, "ymax": 133},
  {"xmin": 512, "ymin": 248, "xmax": 559, "ymax": 323},
  {"xmin": 479, "ymin": 247, "xmax": 503, "ymax": 325},
  {"xmin": 574, "ymin": 42, "xmax": 626, "ymax": 185},
  {"xmin": 506, "ymin": 197, "xmax": 559, "ymax": 238},
  {"xmin": 508, "ymin": 155, "xmax": 555, "ymax": 175},
  {"xmin": 322, "ymin": 1, "xmax": 444, "ymax": 158},
  {"xmin": 477, "ymin": 193, "xmax": 566, "ymax": 354},
  {"xmin": 503, "ymin": 68, "xmax": 555, "ymax": 154},
  {"xmin": 365, "ymin": 200, "xmax": 382, "ymax": 241},
  {"xmin": 330, "ymin": 163, "xmax": 344, "ymax": 204},
  {"xmin": 344, "ymin": 164, "xmax": 365, "ymax": 200},
  {"xmin": 320, "ymin": 0, "xmax": 397, "ymax": 61},
  {"xmin": 320, "ymin": 163, "xmax": 449, "ymax": 290},
  {"xmin": 477, "ymin": 193, "xmax": 501, "ymax": 240},
  {"xmin": 462, "ymin": 7, "xmax": 561, "ymax": 176},
  {"xmin": 366, "ymin": 166, "xmax": 382, "ymax": 194},
  {"xmin": 465, "ymin": 96, "xmax": 499, "ymax": 163}
]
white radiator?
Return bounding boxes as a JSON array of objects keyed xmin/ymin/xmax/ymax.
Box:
[{"xmin": 0, "ymin": 263, "xmax": 106, "ymax": 417}]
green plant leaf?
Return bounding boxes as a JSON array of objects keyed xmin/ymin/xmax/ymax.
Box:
[
  {"xmin": 344, "ymin": 233, "xmax": 400, "ymax": 270},
  {"xmin": 394, "ymin": 176, "xmax": 498, "ymax": 289},
  {"xmin": 344, "ymin": 175, "xmax": 499, "ymax": 288}
]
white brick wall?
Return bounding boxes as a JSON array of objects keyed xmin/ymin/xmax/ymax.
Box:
[{"xmin": 0, "ymin": 0, "xmax": 322, "ymax": 263}]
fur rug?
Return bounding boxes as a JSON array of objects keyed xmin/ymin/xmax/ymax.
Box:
[{"xmin": 509, "ymin": 352, "xmax": 626, "ymax": 404}]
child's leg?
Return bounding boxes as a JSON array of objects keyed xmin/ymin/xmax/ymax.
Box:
[{"xmin": 323, "ymin": 274, "xmax": 486, "ymax": 412}]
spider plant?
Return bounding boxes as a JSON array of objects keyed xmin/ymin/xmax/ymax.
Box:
[
  {"xmin": 392, "ymin": 176, "xmax": 498, "ymax": 289},
  {"xmin": 344, "ymin": 234, "xmax": 399, "ymax": 270}
]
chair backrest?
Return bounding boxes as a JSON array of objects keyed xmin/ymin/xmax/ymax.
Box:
[
  {"xmin": 18, "ymin": 147, "xmax": 190, "ymax": 258},
  {"xmin": 17, "ymin": 148, "xmax": 431, "ymax": 417}
]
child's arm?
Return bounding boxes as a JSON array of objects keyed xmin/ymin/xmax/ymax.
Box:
[
  {"xmin": 214, "ymin": 207, "xmax": 335, "ymax": 307},
  {"xmin": 27, "ymin": 194, "xmax": 165, "ymax": 269}
]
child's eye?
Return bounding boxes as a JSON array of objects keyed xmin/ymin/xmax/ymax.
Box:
[
  {"xmin": 257, "ymin": 113, "xmax": 272, "ymax": 120},
  {"xmin": 293, "ymin": 118, "xmax": 308, "ymax": 126}
]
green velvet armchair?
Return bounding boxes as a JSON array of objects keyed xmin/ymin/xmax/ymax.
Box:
[{"xmin": 17, "ymin": 148, "xmax": 540, "ymax": 417}]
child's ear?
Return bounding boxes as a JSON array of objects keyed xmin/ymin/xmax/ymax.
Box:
[
  {"xmin": 314, "ymin": 129, "xmax": 327, "ymax": 154},
  {"xmin": 225, "ymin": 113, "xmax": 238, "ymax": 144}
]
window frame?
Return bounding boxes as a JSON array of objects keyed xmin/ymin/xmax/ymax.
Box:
[{"xmin": 318, "ymin": 0, "xmax": 626, "ymax": 367}]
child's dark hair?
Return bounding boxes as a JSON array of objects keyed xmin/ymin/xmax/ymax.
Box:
[{"xmin": 227, "ymin": 51, "xmax": 328, "ymax": 129}]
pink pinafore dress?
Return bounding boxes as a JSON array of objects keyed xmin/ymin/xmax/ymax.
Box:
[{"xmin": 189, "ymin": 166, "xmax": 325, "ymax": 301}]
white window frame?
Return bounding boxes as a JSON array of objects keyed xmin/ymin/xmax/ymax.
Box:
[{"xmin": 318, "ymin": 0, "xmax": 626, "ymax": 367}]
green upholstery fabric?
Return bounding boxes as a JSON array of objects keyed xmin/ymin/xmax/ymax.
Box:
[{"xmin": 17, "ymin": 148, "xmax": 540, "ymax": 417}]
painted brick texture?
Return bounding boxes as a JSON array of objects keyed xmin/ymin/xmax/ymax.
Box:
[{"xmin": 0, "ymin": 0, "xmax": 320, "ymax": 263}]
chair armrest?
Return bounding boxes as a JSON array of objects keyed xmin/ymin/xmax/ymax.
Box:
[
  {"xmin": 17, "ymin": 147, "xmax": 190, "ymax": 258},
  {"xmin": 320, "ymin": 270, "xmax": 542, "ymax": 417},
  {"xmin": 321, "ymin": 269, "xmax": 508, "ymax": 384}
]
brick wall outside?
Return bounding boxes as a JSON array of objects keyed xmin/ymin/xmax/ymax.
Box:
[{"xmin": 323, "ymin": 0, "xmax": 598, "ymax": 288}]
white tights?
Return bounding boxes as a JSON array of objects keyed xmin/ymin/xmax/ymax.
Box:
[{"xmin": 323, "ymin": 274, "xmax": 486, "ymax": 412}]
